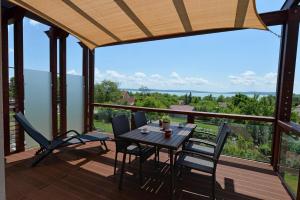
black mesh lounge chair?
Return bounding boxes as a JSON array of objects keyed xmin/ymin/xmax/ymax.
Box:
[
  {"xmin": 183, "ymin": 124, "xmax": 224, "ymax": 156},
  {"xmin": 175, "ymin": 123, "xmax": 231, "ymax": 199},
  {"xmin": 14, "ymin": 112, "xmax": 110, "ymax": 167},
  {"xmin": 111, "ymin": 114, "xmax": 156, "ymax": 188},
  {"xmin": 132, "ymin": 111, "xmax": 148, "ymax": 128}
]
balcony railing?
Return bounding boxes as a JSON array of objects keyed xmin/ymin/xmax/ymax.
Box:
[
  {"xmin": 94, "ymin": 103, "xmax": 300, "ymax": 199},
  {"xmin": 93, "ymin": 103, "xmax": 275, "ymax": 163}
]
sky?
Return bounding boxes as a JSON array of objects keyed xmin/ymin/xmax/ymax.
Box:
[{"xmin": 7, "ymin": 0, "xmax": 300, "ymax": 93}]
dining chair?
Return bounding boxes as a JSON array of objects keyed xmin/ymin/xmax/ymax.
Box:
[
  {"xmin": 175, "ymin": 123, "xmax": 231, "ymax": 199},
  {"xmin": 184, "ymin": 124, "xmax": 224, "ymax": 156},
  {"xmin": 111, "ymin": 114, "xmax": 156, "ymax": 187},
  {"xmin": 132, "ymin": 111, "xmax": 148, "ymax": 128}
]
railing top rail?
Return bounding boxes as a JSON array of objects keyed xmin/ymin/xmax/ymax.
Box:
[
  {"xmin": 278, "ymin": 120, "xmax": 300, "ymax": 134},
  {"xmin": 93, "ymin": 103, "xmax": 275, "ymax": 123}
]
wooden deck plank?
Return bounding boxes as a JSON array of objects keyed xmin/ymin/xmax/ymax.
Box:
[{"xmin": 5, "ymin": 141, "xmax": 291, "ymax": 200}]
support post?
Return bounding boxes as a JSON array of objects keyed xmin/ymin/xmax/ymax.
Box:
[
  {"xmin": 88, "ymin": 49, "xmax": 95, "ymax": 131},
  {"xmin": 79, "ymin": 43, "xmax": 89, "ymax": 133},
  {"xmin": 1, "ymin": 14, "xmax": 10, "ymax": 155},
  {"xmin": 46, "ymin": 28, "xmax": 58, "ymax": 138},
  {"xmin": 14, "ymin": 15, "xmax": 25, "ymax": 152},
  {"xmin": 0, "ymin": 7, "xmax": 7, "ymax": 199},
  {"xmin": 187, "ymin": 115, "xmax": 195, "ymax": 124},
  {"xmin": 272, "ymin": 8, "xmax": 299, "ymax": 170},
  {"xmin": 58, "ymin": 31, "xmax": 68, "ymax": 135}
]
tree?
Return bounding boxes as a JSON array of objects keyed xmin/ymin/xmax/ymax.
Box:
[
  {"xmin": 94, "ymin": 80, "xmax": 122, "ymax": 103},
  {"xmin": 188, "ymin": 92, "xmax": 192, "ymax": 104}
]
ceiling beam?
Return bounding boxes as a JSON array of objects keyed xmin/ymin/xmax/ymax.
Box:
[
  {"xmin": 281, "ymin": 0, "xmax": 300, "ymax": 10},
  {"xmin": 114, "ymin": 0, "xmax": 153, "ymax": 37},
  {"xmin": 62, "ymin": 0, "xmax": 121, "ymax": 42},
  {"xmin": 173, "ymin": 0, "xmax": 192, "ymax": 32}
]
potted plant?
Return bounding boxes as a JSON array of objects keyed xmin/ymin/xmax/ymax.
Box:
[{"xmin": 161, "ymin": 115, "xmax": 171, "ymax": 130}]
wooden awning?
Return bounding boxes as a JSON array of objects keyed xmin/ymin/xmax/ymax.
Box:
[{"xmin": 9, "ymin": 0, "xmax": 267, "ymax": 49}]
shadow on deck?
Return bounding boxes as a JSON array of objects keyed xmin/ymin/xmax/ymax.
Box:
[{"xmin": 5, "ymin": 141, "xmax": 291, "ymax": 200}]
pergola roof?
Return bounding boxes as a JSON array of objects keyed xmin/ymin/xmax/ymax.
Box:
[{"xmin": 9, "ymin": 0, "xmax": 267, "ymax": 49}]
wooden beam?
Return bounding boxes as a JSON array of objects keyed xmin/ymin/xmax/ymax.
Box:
[
  {"xmin": 173, "ymin": 0, "xmax": 192, "ymax": 32},
  {"xmin": 281, "ymin": 0, "xmax": 300, "ymax": 10},
  {"xmin": 1, "ymin": 13, "xmax": 10, "ymax": 155},
  {"xmin": 297, "ymin": 169, "xmax": 300, "ymax": 200},
  {"xmin": 58, "ymin": 31, "xmax": 68, "ymax": 135},
  {"xmin": 272, "ymin": 8, "xmax": 300, "ymax": 170},
  {"xmin": 45, "ymin": 28, "xmax": 58, "ymax": 138},
  {"xmin": 63, "ymin": 0, "xmax": 120, "ymax": 42},
  {"xmin": 79, "ymin": 42, "xmax": 89, "ymax": 133},
  {"xmin": 114, "ymin": 0, "xmax": 153, "ymax": 37},
  {"xmin": 14, "ymin": 15, "xmax": 24, "ymax": 152},
  {"xmin": 88, "ymin": 49, "xmax": 95, "ymax": 131},
  {"xmin": 94, "ymin": 103, "xmax": 275, "ymax": 123}
]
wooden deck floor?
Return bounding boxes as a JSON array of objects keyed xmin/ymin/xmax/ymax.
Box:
[{"xmin": 5, "ymin": 141, "xmax": 291, "ymax": 200}]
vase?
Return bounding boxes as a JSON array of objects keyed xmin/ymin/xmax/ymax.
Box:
[{"xmin": 162, "ymin": 122, "xmax": 170, "ymax": 130}]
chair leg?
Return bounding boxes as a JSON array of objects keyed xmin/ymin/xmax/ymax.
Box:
[
  {"xmin": 129, "ymin": 154, "xmax": 131, "ymax": 164},
  {"xmin": 139, "ymin": 157, "xmax": 143, "ymax": 186},
  {"xmin": 212, "ymin": 173, "xmax": 216, "ymax": 200},
  {"xmin": 114, "ymin": 152, "xmax": 118, "ymax": 175},
  {"xmin": 103, "ymin": 141, "xmax": 108, "ymax": 151},
  {"xmin": 31, "ymin": 149, "xmax": 52, "ymax": 167},
  {"xmin": 119, "ymin": 152, "xmax": 127, "ymax": 190}
]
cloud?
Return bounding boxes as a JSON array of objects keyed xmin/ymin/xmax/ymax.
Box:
[
  {"xmin": 9, "ymin": 48, "xmax": 14, "ymax": 53},
  {"xmin": 229, "ymin": 70, "xmax": 277, "ymax": 88},
  {"xmin": 67, "ymin": 69, "xmax": 80, "ymax": 75},
  {"xmin": 94, "ymin": 68, "xmax": 209, "ymax": 90},
  {"xmin": 28, "ymin": 19, "xmax": 40, "ymax": 26},
  {"xmin": 134, "ymin": 72, "xmax": 146, "ymax": 78}
]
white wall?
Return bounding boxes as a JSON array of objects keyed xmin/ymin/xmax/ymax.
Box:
[{"xmin": 0, "ymin": 6, "xmax": 7, "ymax": 200}]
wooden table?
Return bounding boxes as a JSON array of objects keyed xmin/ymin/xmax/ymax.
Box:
[{"xmin": 118, "ymin": 123, "xmax": 197, "ymax": 199}]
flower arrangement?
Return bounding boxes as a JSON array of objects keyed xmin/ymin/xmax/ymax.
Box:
[{"xmin": 161, "ymin": 115, "xmax": 171, "ymax": 130}]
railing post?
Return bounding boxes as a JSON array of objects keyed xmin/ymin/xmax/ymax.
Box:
[
  {"xmin": 187, "ymin": 115, "xmax": 195, "ymax": 124},
  {"xmin": 272, "ymin": 8, "xmax": 299, "ymax": 170},
  {"xmin": 88, "ymin": 49, "xmax": 95, "ymax": 131},
  {"xmin": 45, "ymin": 28, "xmax": 58, "ymax": 138},
  {"xmin": 1, "ymin": 14, "xmax": 10, "ymax": 155},
  {"xmin": 297, "ymin": 169, "xmax": 300, "ymax": 200},
  {"xmin": 14, "ymin": 13, "xmax": 25, "ymax": 152},
  {"xmin": 58, "ymin": 30, "xmax": 69, "ymax": 135},
  {"xmin": 79, "ymin": 42, "xmax": 89, "ymax": 133}
]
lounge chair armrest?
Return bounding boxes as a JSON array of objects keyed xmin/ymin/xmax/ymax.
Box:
[{"xmin": 55, "ymin": 129, "xmax": 82, "ymax": 139}]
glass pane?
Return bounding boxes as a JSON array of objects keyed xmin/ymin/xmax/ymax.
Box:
[
  {"xmin": 67, "ymin": 74, "xmax": 84, "ymax": 133},
  {"xmin": 279, "ymin": 132, "xmax": 300, "ymax": 198},
  {"xmin": 24, "ymin": 69, "xmax": 52, "ymax": 148}
]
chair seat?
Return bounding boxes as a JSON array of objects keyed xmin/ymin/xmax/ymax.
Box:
[
  {"xmin": 80, "ymin": 132, "xmax": 110, "ymax": 141},
  {"xmin": 176, "ymin": 154, "xmax": 214, "ymax": 174},
  {"xmin": 124, "ymin": 145, "xmax": 156, "ymax": 160},
  {"xmin": 185, "ymin": 142, "xmax": 215, "ymax": 156}
]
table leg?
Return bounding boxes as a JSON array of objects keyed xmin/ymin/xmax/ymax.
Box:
[
  {"xmin": 169, "ymin": 149, "xmax": 174, "ymax": 199},
  {"xmin": 119, "ymin": 152, "xmax": 127, "ymax": 190}
]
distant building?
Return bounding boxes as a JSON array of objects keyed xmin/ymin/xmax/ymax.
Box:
[
  {"xmin": 121, "ymin": 91, "xmax": 135, "ymax": 105},
  {"xmin": 169, "ymin": 105, "xmax": 195, "ymax": 118}
]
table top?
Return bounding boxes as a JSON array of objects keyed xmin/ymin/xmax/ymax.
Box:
[{"xmin": 119, "ymin": 123, "xmax": 197, "ymax": 150}]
